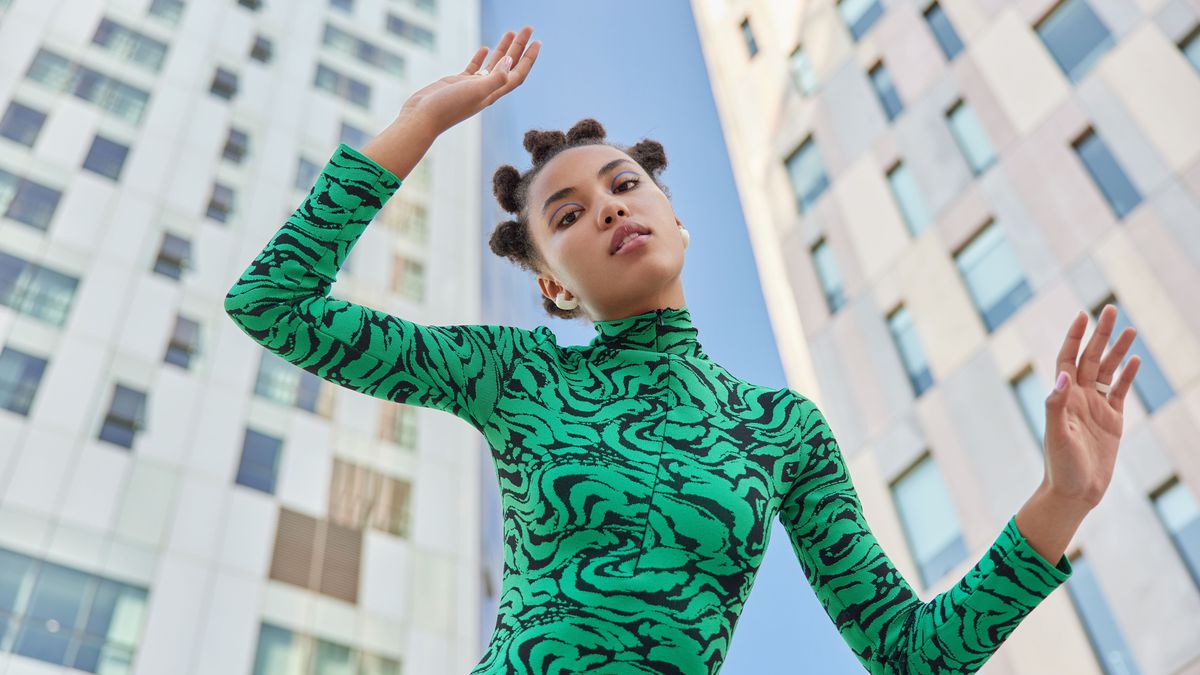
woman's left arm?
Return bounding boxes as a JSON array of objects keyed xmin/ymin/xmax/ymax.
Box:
[{"xmin": 1016, "ymin": 303, "xmax": 1142, "ymax": 564}]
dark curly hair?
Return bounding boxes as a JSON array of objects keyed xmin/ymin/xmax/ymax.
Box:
[{"xmin": 488, "ymin": 118, "xmax": 671, "ymax": 320}]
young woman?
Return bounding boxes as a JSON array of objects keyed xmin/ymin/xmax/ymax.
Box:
[{"xmin": 225, "ymin": 25, "xmax": 1142, "ymax": 674}]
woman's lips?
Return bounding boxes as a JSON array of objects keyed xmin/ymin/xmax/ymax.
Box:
[{"xmin": 613, "ymin": 233, "xmax": 651, "ymax": 255}]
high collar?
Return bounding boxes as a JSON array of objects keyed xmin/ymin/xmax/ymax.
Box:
[{"xmin": 589, "ymin": 305, "xmax": 707, "ymax": 358}]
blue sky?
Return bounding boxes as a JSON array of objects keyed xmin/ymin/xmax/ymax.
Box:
[{"xmin": 477, "ymin": 2, "xmax": 864, "ymax": 672}]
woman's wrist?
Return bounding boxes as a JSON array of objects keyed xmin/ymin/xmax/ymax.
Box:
[{"xmin": 361, "ymin": 114, "xmax": 440, "ymax": 181}]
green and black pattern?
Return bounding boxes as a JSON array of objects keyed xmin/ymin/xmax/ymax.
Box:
[{"xmin": 224, "ymin": 144, "xmax": 1072, "ymax": 674}]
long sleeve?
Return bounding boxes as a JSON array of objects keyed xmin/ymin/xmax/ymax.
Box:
[
  {"xmin": 223, "ymin": 143, "xmax": 545, "ymax": 432},
  {"xmin": 778, "ymin": 395, "xmax": 1072, "ymax": 674}
]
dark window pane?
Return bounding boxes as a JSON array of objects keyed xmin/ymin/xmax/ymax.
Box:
[
  {"xmin": 82, "ymin": 135, "xmax": 129, "ymax": 180},
  {"xmin": 869, "ymin": 62, "xmax": 903, "ymax": 120},
  {"xmin": 1036, "ymin": 0, "xmax": 1114, "ymax": 82},
  {"xmin": 740, "ymin": 18, "xmax": 758, "ymax": 57},
  {"xmin": 19, "ymin": 264, "xmax": 78, "ymax": 326},
  {"xmin": 340, "ymin": 123, "xmax": 369, "ymax": 149},
  {"xmin": 251, "ymin": 35, "xmax": 272, "ymax": 62},
  {"xmin": 7, "ymin": 178, "xmax": 62, "ymax": 230},
  {"xmin": 211, "ymin": 67, "xmax": 238, "ymax": 99},
  {"xmin": 1074, "ymin": 130, "xmax": 1142, "ymax": 218},
  {"xmin": 0, "ymin": 101, "xmax": 47, "ymax": 147},
  {"xmin": 1183, "ymin": 27, "xmax": 1200, "ymax": 72},
  {"xmin": 838, "ymin": 0, "xmax": 884, "ymax": 40},
  {"xmin": 0, "ymin": 347, "xmax": 48, "ymax": 416},
  {"xmin": 153, "ymin": 232, "xmax": 191, "ymax": 279},
  {"xmin": 924, "ymin": 2, "xmax": 964, "ymax": 60}
]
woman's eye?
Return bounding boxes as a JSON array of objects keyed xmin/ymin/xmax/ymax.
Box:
[{"xmin": 556, "ymin": 177, "xmax": 640, "ymax": 228}]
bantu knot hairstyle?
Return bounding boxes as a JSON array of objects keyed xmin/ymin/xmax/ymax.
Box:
[{"xmin": 488, "ymin": 117, "xmax": 670, "ymax": 321}]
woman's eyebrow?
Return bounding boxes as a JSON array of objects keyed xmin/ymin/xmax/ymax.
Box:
[{"xmin": 541, "ymin": 158, "xmax": 638, "ymax": 216}]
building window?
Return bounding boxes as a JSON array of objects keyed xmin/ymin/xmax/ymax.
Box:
[
  {"xmin": 390, "ymin": 253, "xmax": 424, "ymax": 301},
  {"xmin": 314, "ymin": 63, "xmax": 371, "ymax": 108},
  {"xmin": 1151, "ymin": 477, "xmax": 1200, "ymax": 590},
  {"xmin": 811, "ymin": 237, "xmax": 846, "ymax": 314},
  {"xmin": 0, "ymin": 346, "xmax": 48, "ymax": 416},
  {"xmin": 376, "ymin": 196, "xmax": 428, "ymax": 244},
  {"xmin": 397, "ymin": 0, "xmax": 435, "ymax": 14},
  {"xmin": 1090, "ymin": 297, "xmax": 1173, "ymax": 413},
  {"xmin": 254, "ymin": 350, "xmax": 323, "ymax": 413},
  {"xmin": 953, "ymin": 219, "xmax": 1031, "ymax": 332},
  {"xmin": 923, "ymin": 1, "xmax": 963, "ymax": 61},
  {"xmin": 340, "ymin": 122, "xmax": 370, "ymax": 149},
  {"xmin": 1064, "ymin": 553, "xmax": 1141, "ymax": 675},
  {"xmin": 223, "ymin": 127, "xmax": 249, "ymax": 164},
  {"xmin": 891, "ymin": 453, "xmax": 967, "ymax": 587},
  {"xmin": 322, "ymin": 23, "xmax": 406, "ymax": 76},
  {"xmin": 92, "ymin": 17, "xmax": 169, "ymax": 72},
  {"xmin": 330, "ymin": 458, "xmax": 413, "ymax": 537},
  {"xmin": 401, "ymin": 156, "xmax": 430, "ymax": 193},
  {"xmin": 380, "ymin": 402, "xmax": 417, "ymax": 449},
  {"xmin": 82, "ymin": 134, "xmax": 130, "ymax": 181},
  {"xmin": 740, "ymin": 18, "xmax": 758, "ymax": 58},
  {"xmin": 250, "ymin": 622, "xmax": 401, "ymax": 675},
  {"xmin": 238, "ymin": 0, "xmax": 263, "ymax": 10},
  {"xmin": 0, "ymin": 167, "xmax": 63, "ymax": 231},
  {"xmin": 1011, "ymin": 367, "xmax": 1048, "ymax": 447},
  {"xmin": 385, "ymin": 14, "xmax": 435, "ymax": 50},
  {"xmin": 0, "ymin": 101, "xmax": 47, "ymax": 147},
  {"xmin": 886, "ymin": 161, "xmax": 930, "ymax": 235},
  {"xmin": 0, "ymin": 547, "xmax": 148, "ymax": 671},
  {"xmin": 269, "ymin": 508, "xmax": 362, "ymax": 603},
  {"xmin": 1072, "ymin": 128, "xmax": 1141, "ymax": 219},
  {"xmin": 887, "ymin": 304, "xmax": 933, "ymax": 396},
  {"xmin": 295, "ymin": 156, "xmax": 321, "ymax": 191},
  {"xmin": 838, "ymin": 0, "xmax": 884, "ymax": 41},
  {"xmin": 946, "ymin": 99, "xmax": 996, "ymax": 175},
  {"xmin": 788, "ymin": 45, "xmax": 818, "ymax": 95},
  {"xmin": 1181, "ymin": 26, "xmax": 1200, "ymax": 72},
  {"xmin": 868, "ymin": 61, "xmax": 903, "ymax": 121},
  {"xmin": 0, "ymin": 250, "xmax": 78, "ymax": 326},
  {"xmin": 210, "ymin": 67, "xmax": 238, "ymax": 100},
  {"xmin": 206, "ymin": 182, "xmax": 234, "ymax": 222},
  {"xmin": 784, "ymin": 135, "xmax": 830, "ymax": 214},
  {"xmin": 25, "ymin": 48, "xmax": 150, "ymax": 125},
  {"xmin": 1035, "ymin": 0, "xmax": 1114, "ymax": 83},
  {"xmin": 152, "ymin": 232, "xmax": 191, "ymax": 279},
  {"xmin": 250, "ymin": 34, "xmax": 273, "ymax": 63},
  {"xmin": 236, "ymin": 428, "xmax": 283, "ymax": 494},
  {"xmin": 330, "ymin": 0, "xmax": 353, "ymax": 11},
  {"xmin": 98, "ymin": 383, "xmax": 148, "ymax": 449},
  {"xmin": 147, "ymin": 0, "xmax": 185, "ymax": 26},
  {"xmin": 164, "ymin": 314, "xmax": 201, "ymax": 368}
]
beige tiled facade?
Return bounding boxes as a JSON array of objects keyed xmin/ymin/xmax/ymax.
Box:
[{"xmin": 692, "ymin": 0, "xmax": 1200, "ymax": 672}]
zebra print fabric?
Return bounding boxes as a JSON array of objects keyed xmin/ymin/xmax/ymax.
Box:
[{"xmin": 224, "ymin": 143, "xmax": 1072, "ymax": 674}]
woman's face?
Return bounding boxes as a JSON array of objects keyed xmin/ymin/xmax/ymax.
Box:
[{"xmin": 525, "ymin": 144, "xmax": 687, "ymax": 321}]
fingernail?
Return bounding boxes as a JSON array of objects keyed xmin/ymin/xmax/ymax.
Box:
[
  {"xmin": 503, "ymin": 55, "xmax": 513, "ymax": 70},
  {"xmin": 1055, "ymin": 371, "xmax": 1068, "ymax": 391}
]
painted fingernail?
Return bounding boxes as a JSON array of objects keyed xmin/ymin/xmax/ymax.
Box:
[
  {"xmin": 1055, "ymin": 372, "xmax": 1068, "ymax": 391},
  {"xmin": 503, "ymin": 55, "xmax": 513, "ymax": 70}
]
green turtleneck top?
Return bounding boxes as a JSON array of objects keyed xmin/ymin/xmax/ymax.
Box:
[{"xmin": 223, "ymin": 143, "xmax": 1072, "ymax": 674}]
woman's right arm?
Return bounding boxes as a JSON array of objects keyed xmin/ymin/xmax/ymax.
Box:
[
  {"xmin": 222, "ymin": 140, "xmax": 545, "ymax": 432},
  {"xmin": 224, "ymin": 27, "xmax": 543, "ymax": 432}
]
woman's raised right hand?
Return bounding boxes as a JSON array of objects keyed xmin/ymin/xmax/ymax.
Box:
[{"xmin": 398, "ymin": 25, "xmax": 541, "ymax": 137}]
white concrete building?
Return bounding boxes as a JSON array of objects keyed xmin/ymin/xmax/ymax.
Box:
[
  {"xmin": 0, "ymin": 0, "xmax": 491, "ymax": 672},
  {"xmin": 691, "ymin": 0, "xmax": 1200, "ymax": 672}
]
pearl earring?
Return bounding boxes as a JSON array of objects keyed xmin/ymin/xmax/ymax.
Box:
[{"xmin": 680, "ymin": 228, "xmax": 689, "ymax": 250}]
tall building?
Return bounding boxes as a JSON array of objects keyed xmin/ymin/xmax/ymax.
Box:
[
  {"xmin": 691, "ymin": 0, "xmax": 1200, "ymax": 673},
  {"xmin": 0, "ymin": 0, "xmax": 489, "ymax": 673}
]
